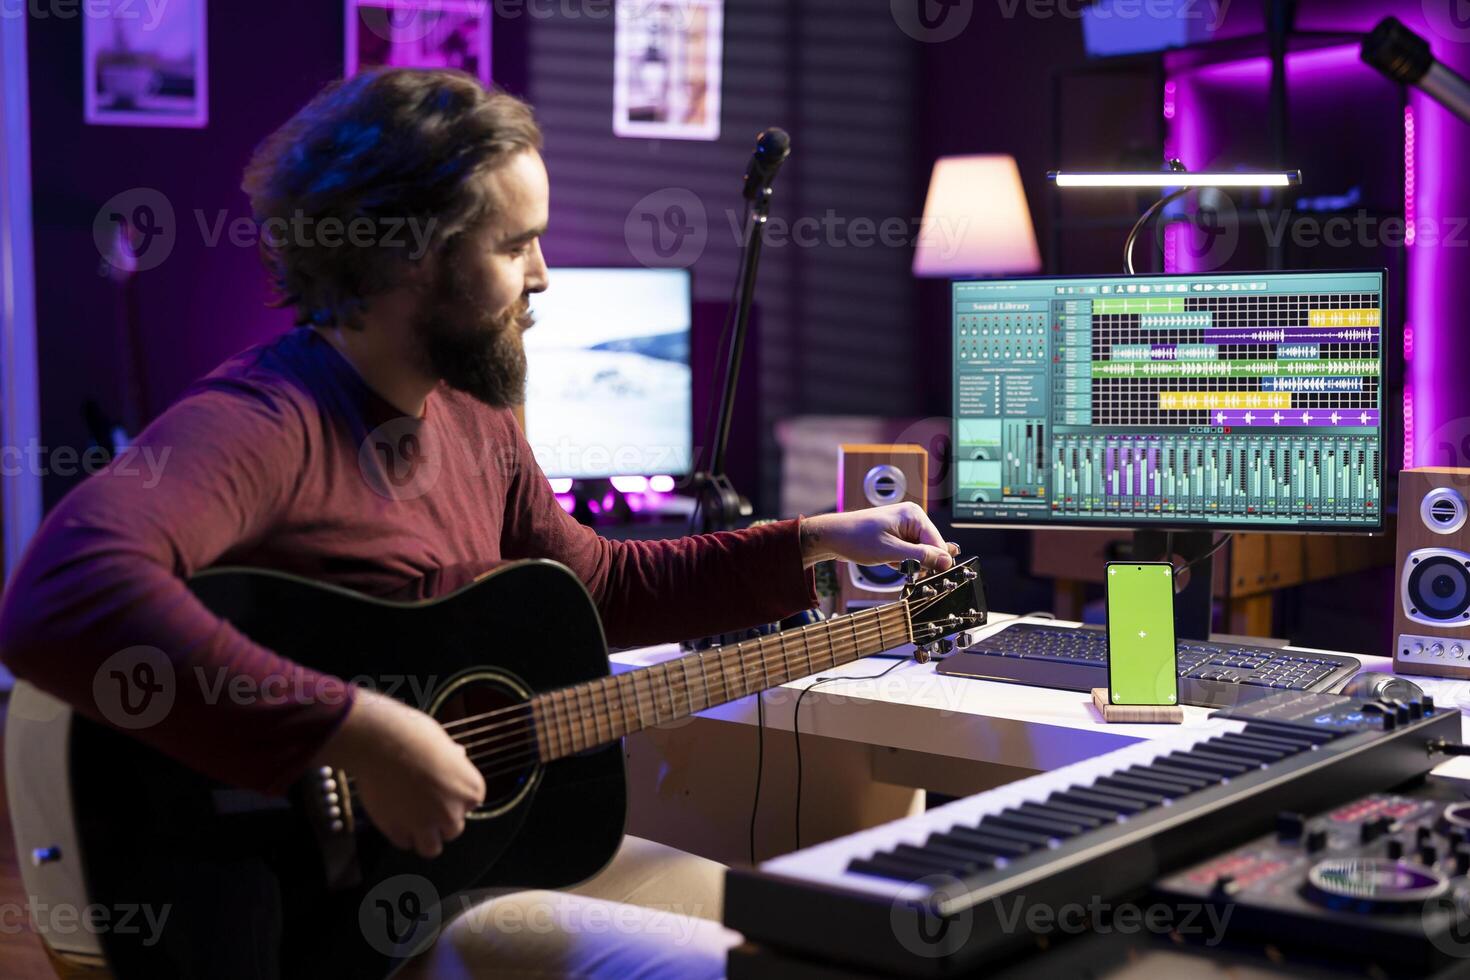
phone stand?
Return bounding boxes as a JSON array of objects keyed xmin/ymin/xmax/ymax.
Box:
[{"xmin": 1090, "ymin": 688, "xmax": 1184, "ymax": 724}]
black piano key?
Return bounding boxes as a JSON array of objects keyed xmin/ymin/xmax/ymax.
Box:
[
  {"xmin": 1025, "ymin": 798, "xmax": 1113, "ymax": 826},
  {"xmin": 1145, "ymin": 762, "xmax": 1226, "ymax": 786},
  {"xmin": 1190, "ymin": 738, "xmax": 1273, "ymax": 763},
  {"xmin": 1017, "ymin": 803, "xmax": 1098, "ymax": 833},
  {"xmin": 1209, "ymin": 735, "xmax": 1288, "ymax": 762},
  {"xmin": 1097, "ymin": 772, "xmax": 1192, "ymax": 799},
  {"xmin": 1050, "ymin": 787, "xmax": 1149, "ymax": 815},
  {"xmin": 849, "ymin": 851, "xmax": 960, "ymax": 882},
  {"xmin": 915, "ymin": 838, "xmax": 1000, "ymax": 870},
  {"xmin": 1079, "ymin": 781, "xmax": 1168, "ymax": 806},
  {"xmin": 987, "ymin": 807, "xmax": 1085, "ymax": 839},
  {"xmin": 941, "ymin": 828, "xmax": 1033, "ymax": 859},
  {"xmin": 1241, "ymin": 722, "xmax": 1333, "ymax": 746},
  {"xmin": 1163, "ymin": 751, "xmax": 1251, "ymax": 777},
  {"xmin": 1227, "ymin": 729, "xmax": 1315, "ymax": 753},
  {"xmin": 1190, "ymin": 748, "xmax": 1267, "ymax": 771},
  {"xmin": 892, "ymin": 843, "xmax": 986, "ymax": 875},
  {"xmin": 976, "ymin": 818, "xmax": 1058, "ymax": 848},
  {"xmin": 1126, "ymin": 763, "xmax": 1213, "ymax": 790}
]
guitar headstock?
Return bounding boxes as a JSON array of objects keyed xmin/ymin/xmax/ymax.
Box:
[{"xmin": 901, "ymin": 557, "xmax": 987, "ymax": 662}]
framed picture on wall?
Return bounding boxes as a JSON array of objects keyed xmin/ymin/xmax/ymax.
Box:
[
  {"xmin": 84, "ymin": 0, "xmax": 208, "ymax": 128},
  {"xmin": 613, "ymin": 0, "xmax": 723, "ymax": 141},
  {"xmin": 346, "ymin": 0, "xmax": 492, "ymax": 86}
]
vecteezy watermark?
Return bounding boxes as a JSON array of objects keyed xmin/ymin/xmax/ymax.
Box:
[
  {"xmin": 0, "ymin": 899, "xmax": 173, "ymax": 947},
  {"xmin": 890, "ymin": 875, "xmax": 974, "ymax": 958},
  {"xmin": 93, "ymin": 646, "xmax": 176, "ymax": 731},
  {"xmin": 0, "ymin": 440, "xmax": 170, "ymax": 486},
  {"xmin": 891, "ymin": 883, "xmax": 1236, "ymax": 958},
  {"xmin": 528, "ymin": 438, "xmax": 694, "ymax": 484},
  {"xmin": 623, "ymin": 188, "xmax": 971, "ymax": 269},
  {"xmin": 1422, "ymin": 0, "xmax": 1470, "ymax": 45},
  {"xmin": 445, "ymin": 891, "xmax": 709, "ymax": 945},
  {"xmin": 624, "ymin": 187, "xmax": 710, "ymax": 269},
  {"xmin": 360, "ymin": 874, "xmax": 442, "ymax": 958},
  {"xmin": 995, "ymin": 0, "xmax": 1231, "ymax": 29},
  {"xmin": 1262, "ymin": 210, "xmax": 1469, "ymax": 251},
  {"xmin": 191, "ymin": 668, "xmax": 442, "ymax": 712},
  {"xmin": 891, "ymin": 0, "xmax": 974, "ymax": 42},
  {"xmin": 1424, "ymin": 891, "xmax": 1470, "ymax": 959},
  {"xmin": 358, "ymin": 417, "xmax": 451, "ymax": 502},
  {"xmin": 93, "ymin": 187, "xmax": 439, "ymax": 276},
  {"xmin": 358, "ymin": 420, "xmax": 693, "ymax": 503},
  {"xmin": 1, "ymin": 0, "xmax": 171, "ymax": 29}
]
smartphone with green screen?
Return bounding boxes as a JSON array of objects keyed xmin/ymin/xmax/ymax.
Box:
[{"xmin": 1106, "ymin": 562, "xmax": 1178, "ymax": 706}]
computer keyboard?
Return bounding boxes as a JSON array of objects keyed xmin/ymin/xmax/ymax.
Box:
[{"xmin": 934, "ymin": 623, "xmax": 1361, "ymax": 709}]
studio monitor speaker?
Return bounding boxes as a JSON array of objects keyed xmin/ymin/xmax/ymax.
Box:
[
  {"xmin": 837, "ymin": 444, "xmax": 928, "ymax": 611},
  {"xmin": 1394, "ymin": 467, "xmax": 1470, "ymax": 677}
]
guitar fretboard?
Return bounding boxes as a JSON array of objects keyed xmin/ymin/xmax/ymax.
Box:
[{"xmin": 530, "ymin": 603, "xmax": 912, "ymax": 762}]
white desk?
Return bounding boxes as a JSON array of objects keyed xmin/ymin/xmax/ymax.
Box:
[
  {"xmin": 612, "ymin": 612, "xmax": 1416, "ymax": 772},
  {"xmin": 613, "ymin": 612, "xmax": 1469, "ymax": 863}
]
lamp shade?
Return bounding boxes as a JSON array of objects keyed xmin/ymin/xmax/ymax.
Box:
[{"xmin": 913, "ymin": 154, "xmax": 1041, "ymax": 278}]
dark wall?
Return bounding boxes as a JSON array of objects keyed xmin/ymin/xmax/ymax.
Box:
[
  {"xmin": 26, "ymin": 1, "xmax": 931, "ymax": 516},
  {"xmin": 524, "ymin": 0, "xmax": 921, "ymax": 511},
  {"xmin": 28, "ymin": 4, "xmax": 346, "ymax": 507}
]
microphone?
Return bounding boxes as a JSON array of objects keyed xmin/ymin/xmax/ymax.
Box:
[
  {"xmin": 1362, "ymin": 17, "xmax": 1470, "ymax": 126},
  {"xmin": 742, "ymin": 127, "xmax": 791, "ymax": 203}
]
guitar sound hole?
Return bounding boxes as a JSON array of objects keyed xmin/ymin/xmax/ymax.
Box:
[{"xmin": 433, "ymin": 676, "xmax": 539, "ymax": 818}]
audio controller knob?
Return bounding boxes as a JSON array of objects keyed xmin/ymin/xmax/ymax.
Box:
[
  {"xmin": 1306, "ymin": 828, "xmax": 1328, "ymax": 853},
  {"xmin": 1421, "ymin": 843, "xmax": 1439, "ymax": 865},
  {"xmin": 1388, "ymin": 838, "xmax": 1405, "ymax": 860},
  {"xmin": 1277, "ymin": 812, "xmax": 1306, "ymax": 841},
  {"xmin": 1431, "ymin": 643, "xmax": 1446, "ymax": 659}
]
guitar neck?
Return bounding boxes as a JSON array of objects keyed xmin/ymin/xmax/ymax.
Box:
[{"xmin": 531, "ymin": 602, "xmax": 912, "ymax": 763}]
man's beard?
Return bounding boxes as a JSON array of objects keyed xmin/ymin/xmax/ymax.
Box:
[{"xmin": 412, "ymin": 257, "xmax": 533, "ymax": 409}]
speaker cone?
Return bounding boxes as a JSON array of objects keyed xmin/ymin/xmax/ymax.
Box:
[{"xmin": 1403, "ymin": 548, "xmax": 1470, "ymax": 626}]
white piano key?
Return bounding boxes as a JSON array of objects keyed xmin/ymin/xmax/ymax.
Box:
[{"xmin": 759, "ymin": 720, "xmax": 1249, "ymax": 902}]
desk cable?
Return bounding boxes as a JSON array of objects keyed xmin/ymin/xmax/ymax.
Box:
[{"xmin": 792, "ymin": 658, "xmax": 908, "ymax": 851}]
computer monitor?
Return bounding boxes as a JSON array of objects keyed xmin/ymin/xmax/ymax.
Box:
[
  {"xmin": 523, "ymin": 267, "xmax": 693, "ymax": 481},
  {"xmin": 951, "ymin": 269, "xmax": 1387, "ymax": 533}
]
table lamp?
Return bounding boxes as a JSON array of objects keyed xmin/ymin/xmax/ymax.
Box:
[{"xmin": 913, "ymin": 154, "xmax": 1041, "ymax": 278}]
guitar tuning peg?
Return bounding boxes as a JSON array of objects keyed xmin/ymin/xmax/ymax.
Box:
[
  {"xmin": 962, "ymin": 566, "xmax": 978, "ymax": 581},
  {"xmin": 913, "ymin": 643, "xmax": 935, "ymax": 664},
  {"xmin": 955, "ymin": 632, "xmax": 974, "ymax": 649},
  {"xmin": 900, "ymin": 558, "xmax": 923, "ymax": 585},
  {"xmin": 937, "ymin": 638, "xmax": 954, "ymax": 655}
]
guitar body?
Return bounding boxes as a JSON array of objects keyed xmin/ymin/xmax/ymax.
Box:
[
  {"xmin": 8, "ymin": 552, "xmax": 986, "ymax": 979},
  {"xmin": 36, "ymin": 560, "xmax": 625, "ymax": 979}
]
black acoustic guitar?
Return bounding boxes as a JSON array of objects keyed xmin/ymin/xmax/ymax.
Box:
[{"xmin": 7, "ymin": 557, "xmax": 984, "ymax": 978}]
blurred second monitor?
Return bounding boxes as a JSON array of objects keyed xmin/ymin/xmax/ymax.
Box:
[{"xmin": 524, "ymin": 267, "xmax": 693, "ymax": 482}]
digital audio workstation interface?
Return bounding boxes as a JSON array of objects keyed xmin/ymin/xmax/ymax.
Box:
[{"xmin": 952, "ymin": 270, "xmax": 1385, "ymax": 529}]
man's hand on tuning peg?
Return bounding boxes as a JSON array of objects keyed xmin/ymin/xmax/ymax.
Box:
[{"xmin": 798, "ymin": 502, "xmax": 959, "ymax": 572}]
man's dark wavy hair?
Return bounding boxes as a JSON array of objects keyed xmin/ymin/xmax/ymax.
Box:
[{"xmin": 242, "ymin": 68, "xmax": 542, "ymax": 328}]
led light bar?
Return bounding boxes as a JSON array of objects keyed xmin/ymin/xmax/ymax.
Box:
[{"xmin": 1048, "ymin": 170, "xmax": 1301, "ymax": 188}]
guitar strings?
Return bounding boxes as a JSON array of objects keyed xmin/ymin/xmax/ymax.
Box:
[
  {"xmin": 459, "ymin": 599, "xmax": 948, "ymax": 769},
  {"xmin": 448, "ymin": 603, "xmax": 921, "ymax": 751},
  {"xmin": 340, "ymin": 586, "xmax": 963, "ymax": 796},
  {"xmin": 429, "ymin": 568, "xmax": 966, "ymax": 737},
  {"xmin": 343, "ymin": 612, "xmax": 919, "ymax": 795},
  {"xmin": 451, "ymin": 611, "xmax": 908, "ymax": 757},
  {"xmin": 447, "ymin": 590, "xmax": 953, "ymax": 761}
]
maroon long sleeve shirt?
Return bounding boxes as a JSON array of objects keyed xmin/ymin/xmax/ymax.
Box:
[{"xmin": 0, "ymin": 328, "xmax": 815, "ymax": 794}]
